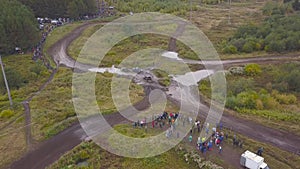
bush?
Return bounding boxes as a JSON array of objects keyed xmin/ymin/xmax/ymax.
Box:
[
  {"xmin": 255, "ymin": 99, "xmax": 264, "ymax": 110},
  {"xmin": 227, "ymin": 78, "xmax": 255, "ymax": 95},
  {"xmin": 267, "ymin": 40, "xmax": 286, "ymax": 52},
  {"xmin": 0, "ymin": 109, "xmax": 14, "ymax": 119},
  {"xmin": 244, "ymin": 64, "xmax": 262, "ymax": 76},
  {"xmin": 79, "ymin": 150, "xmax": 89, "ymax": 161},
  {"xmin": 271, "ymin": 90, "xmax": 297, "ymax": 104},
  {"xmin": 285, "ymin": 69, "xmax": 300, "ymax": 92},
  {"xmin": 225, "ymin": 2, "xmax": 300, "ymax": 54},
  {"xmin": 263, "ymin": 97, "xmax": 279, "ymax": 109},
  {"xmin": 222, "ymin": 45, "xmax": 238, "ymax": 54},
  {"xmin": 226, "ymin": 91, "xmax": 261, "ymax": 110},
  {"xmin": 231, "ymin": 38, "xmax": 246, "ymax": 51},
  {"xmin": 0, "ymin": 68, "xmax": 25, "ymax": 90},
  {"xmin": 242, "ymin": 41, "xmax": 255, "ymax": 53},
  {"xmin": 30, "ymin": 62, "xmax": 44, "ymax": 75}
]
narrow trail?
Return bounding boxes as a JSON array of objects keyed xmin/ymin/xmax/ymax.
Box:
[
  {"xmin": 184, "ymin": 54, "xmax": 300, "ymax": 66},
  {"xmin": 168, "ymin": 21, "xmax": 187, "ymax": 51},
  {"xmin": 22, "ymin": 68, "xmax": 58, "ymax": 149},
  {"xmin": 10, "ymin": 20, "xmax": 300, "ymax": 169},
  {"xmin": 10, "ymin": 85, "xmax": 154, "ymax": 169},
  {"xmin": 19, "ymin": 22, "xmax": 97, "ymax": 150}
]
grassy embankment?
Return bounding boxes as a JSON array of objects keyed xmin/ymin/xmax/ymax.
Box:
[
  {"xmin": 47, "ymin": 124, "xmax": 199, "ymax": 169},
  {"xmin": 0, "ymin": 55, "xmax": 50, "ymax": 168}
]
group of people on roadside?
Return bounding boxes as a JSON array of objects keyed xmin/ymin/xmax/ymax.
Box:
[
  {"xmin": 196, "ymin": 127, "xmax": 225, "ymax": 155},
  {"xmin": 32, "ymin": 23, "xmax": 56, "ymax": 69},
  {"xmin": 133, "ymin": 111, "xmax": 180, "ymax": 129},
  {"xmin": 132, "ymin": 111, "xmax": 250, "ymax": 156}
]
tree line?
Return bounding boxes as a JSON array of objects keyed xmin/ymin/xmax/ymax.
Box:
[
  {"xmin": 0, "ymin": 0, "xmax": 98, "ymax": 55},
  {"xmin": 0, "ymin": 0, "xmax": 40, "ymax": 55},
  {"xmin": 222, "ymin": 1, "xmax": 300, "ymax": 54},
  {"xmin": 106, "ymin": 0, "xmax": 195, "ymax": 15},
  {"xmin": 18, "ymin": 0, "xmax": 98, "ymax": 19}
]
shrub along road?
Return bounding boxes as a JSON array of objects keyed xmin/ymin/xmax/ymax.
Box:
[{"xmin": 10, "ymin": 21, "xmax": 300, "ymax": 169}]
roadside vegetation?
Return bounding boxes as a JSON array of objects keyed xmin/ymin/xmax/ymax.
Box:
[
  {"xmin": 221, "ymin": 1, "xmax": 300, "ymax": 54},
  {"xmin": 0, "ymin": 55, "xmax": 50, "ymax": 168},
  {"xmin": 48, "ymin": 123, "xmax": 300, "ymax": 169},
  {"xmin": 67, "ymin": 24, "xmax": 103, "ymax": 60},
  {"xmin": 200, "ymin": 62, "xmax": 300, "ymax": 134},
  {"xmin": 47, "ymin": 124, "xmax": 200, "ymax": 169},
  {"xmin": 0, "ymin": 55, "xmax": 50, "ymax": 110}
]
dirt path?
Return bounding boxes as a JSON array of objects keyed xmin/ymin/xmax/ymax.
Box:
[
  {"xmin": 22, "ymin": 68, "xmax": 58, "ymax": 150},
  {"xmin": 168, "ymin": 21, "xmax": 187, "ymax": 51},
  {"xmin": 48, "ymin": 23, "xmax": 96, "ymax": 70},
  {"xmin": 10, "ymin": 21, "xmax": 300, "ymax": 169},
  {"xmin": 10, "ymin": 85, "xmax": 154, "ymax": 169},
  {"xmin": 18, "ymin": 22, "xmax": 98, "ymax": 151},
  {"xmin": 184, "ymin": 54, "xmax": 300, "ymax": 67}
]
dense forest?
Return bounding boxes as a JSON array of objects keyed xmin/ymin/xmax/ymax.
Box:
[
  {"xmin": 0, "ymin": 0, "xmax": 40, "ymax": 55},
  {"xmin": 18, "ymin": 0, "xmax": 98, "ymax": 19},
  {"xmin": 106, "ymin": 0, "xmax": 194, "ymax": 15},
  {"xmin": 222, "ymin": 1, "xmax": 300, "ymax": 53},
  {"xmin": 0, "ymin": 0, "xmax": 98, "ymax": 55}
]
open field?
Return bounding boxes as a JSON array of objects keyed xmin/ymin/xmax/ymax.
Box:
[{"xmin": 65, "ymin": 1, "xmax": 270, "ymax": 63}]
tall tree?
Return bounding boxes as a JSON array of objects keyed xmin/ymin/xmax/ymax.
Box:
[
  {"xmin": 0, "ymin": 0, "xmax": 39, "ymax": 55},
  {"xmin": 18, "ymin": 0, "xmax": 98, "ymax": 19}
]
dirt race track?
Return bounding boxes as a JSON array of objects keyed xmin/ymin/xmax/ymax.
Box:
[{"xmin": 10, "ymin": 21, "xmax": 300, "ymax": 169}]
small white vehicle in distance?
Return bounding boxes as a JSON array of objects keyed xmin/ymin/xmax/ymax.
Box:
[{"xmin": 240, "ymin": 150, "xmax": 270, "ymax": 169}]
